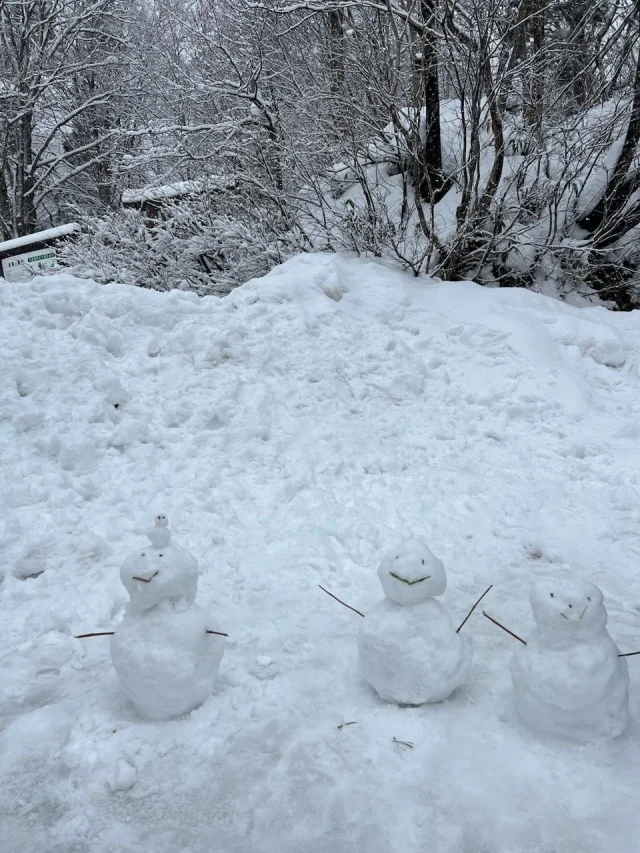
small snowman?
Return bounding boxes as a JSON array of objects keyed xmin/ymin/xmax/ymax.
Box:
[
  {"xmin": 110, "ymin": 516, "xmax": 225, "ymax": 720},
  {"xmin": 509, "ymin": 577, "xmax": 629, "ymax": 741},
  {"xmin": 357, "ymin": 538, "xmax": 473, "ymax": 705}
]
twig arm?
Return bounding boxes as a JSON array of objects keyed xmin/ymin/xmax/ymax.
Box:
[
  {"xmin": 619, "ymin": 650, "xmax": 640, "ymax": 657},
  {"xmin": 75, "ymin": 631, "xmax": 115, "ymax": 639},
  {"xmin": 318, "ymin": 585, "xmax": 365, "ymax": 618},
  {"xmin": 76, "ymin": 629, "xmax": 229, "ymax": 638},
  {"xmin": 482, "ymin": 610, "xmax": 527, "ymax": 645},
  {"xmin": 457, "ymin": 584, "xmax": 493, "ymax": 633}
]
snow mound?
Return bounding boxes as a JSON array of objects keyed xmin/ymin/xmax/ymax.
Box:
[{"xmin": 1, "ymin": 253, "xmax": 640, "ymax": 853}]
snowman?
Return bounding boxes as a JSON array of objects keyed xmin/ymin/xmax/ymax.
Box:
[
  {"xmin": 509, "ymin": 577, "xmax": 629, "ymax": 741},
  {"xmin": 110, "ymin": 516, "xmax": 225, "ymax": 720},
  {"xmin": 356, "ymin": 538, "xmax": 473, "ymax": 705}
]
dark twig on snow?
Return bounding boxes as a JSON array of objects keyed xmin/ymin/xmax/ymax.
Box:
[
  {"xmin": 75, "ymin": 631, "xmax": 115, "ymax": 639},
  {"xmin": 482, "ymin": 610, "xmax": 527, "ymax": 645},
  {"xmin": 457, "ymin": 585, "xmax": 493, "ymax": 633},
  {"xmin": 318, "ymin": 584, "xmax": 365, "ymax": 618},
  {"xmin": 337, "ymin": 721, "xmax": 358, "ymax": 730},
  {"xmin": 76, "ymin": 629, "xmax": 229, "ymax": 638},
  {"xmin": 392, "ymin": 737, "xmax": 414, "ymax": 750},
  {"xmin": 619, "ymin": 650, "xmax": 640, "ymax": 657}
]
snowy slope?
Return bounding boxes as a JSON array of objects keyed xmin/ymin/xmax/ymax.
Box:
[{"xmin": 1, "ymin": 254, "xmax": 640, "ymax": 853}]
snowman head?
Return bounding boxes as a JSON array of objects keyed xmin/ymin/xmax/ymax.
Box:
[
  {"xmin": 120, "ymin": 520, "xmax": 198, "ymax": 613},
  {"xmin": 377, "ymin": 538, "xmax": 446, "ymax": 605},
  {"xmin": 529, "ymin": 577, "xmax": 607, "ymax": 642}
]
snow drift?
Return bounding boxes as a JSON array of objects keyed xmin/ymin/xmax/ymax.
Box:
[{"xmin": 1, "ymin": 253, "xmax": 640, "ymax": 853}]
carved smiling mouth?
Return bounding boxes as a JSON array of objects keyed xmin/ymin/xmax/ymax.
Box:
[
  {"xmin": 389, "ymin": 572, "xmax": 431, "ymax": 586},
  {"xmin": 132, "ymin": 571, "xmax": 159, "ymax": 584},
  {"xmin": 560, "ymin": 603, "xmax": 589, "ymax": 622}
]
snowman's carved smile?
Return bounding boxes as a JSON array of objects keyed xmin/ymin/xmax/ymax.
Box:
[
  {"xmin": 560, "ymin": 603, "xmax": 589, "ymax": 622},
  {"xmin": 132, "ymin": 570, "xmax": 159, "ymax": 584},
  {"xmin": 389, "ymin": 572, "xmax": 431, "ymax": 586}
]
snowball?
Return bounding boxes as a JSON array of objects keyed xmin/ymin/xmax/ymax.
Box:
[
  {"xmin": 110, "ymin": 602, "xmax": 224, "ymax": 720},
  {"xmin": 377, "ymin": 538, "xmax": 446, "ymax": 605},
  {"xmin": 107, "ymin": 759, "xmax": 137, "ymax": 792},
  {"xmin": 358, "ymin": 598, "xmax": 472, "ymax": 705},
  {"xmin": 529, "ymin": 577, "xmax": 607, "ymax": 644}
]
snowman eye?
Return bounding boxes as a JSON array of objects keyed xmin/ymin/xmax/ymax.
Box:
[
  {"xmin": 568, "ymin": 604, "xmax": 572, "ymax": 608},
  {"xmin": 549, "ymin": 593, "xmax": 554, "ymax": 598},
  {"xmin": 587, "ymin": 597, "xmax": 591, "ymax": 601},
  {"xmin": 141, "ymin": 552, "xmax": 146, "ymax": 557},
  {"xmin": 159, "ymin": 553, "xmax": 163, "ymax": 557}
]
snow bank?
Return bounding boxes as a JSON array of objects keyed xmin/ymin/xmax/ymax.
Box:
[{"xmin": 1, "ymin": 254, "xmax": 640, "ymax": 853}]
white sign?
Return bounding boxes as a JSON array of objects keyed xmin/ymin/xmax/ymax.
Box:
[{"xmin": 1, "ymin": 248, "xmax": 58, "ymax": 282}]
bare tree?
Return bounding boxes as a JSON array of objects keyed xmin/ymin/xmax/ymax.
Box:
[
  {"xmin": 8, "ymin": 0, "xmax": 637, "ymax": 306},
  {"xmin": 0, "ymin": 0, "xmax": 131, "ymax": 239}
]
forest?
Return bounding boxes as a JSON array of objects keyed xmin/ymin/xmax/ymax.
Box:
[{"xmin": 2, "ymin": 0, "xmax": 640, "ymax": 307}]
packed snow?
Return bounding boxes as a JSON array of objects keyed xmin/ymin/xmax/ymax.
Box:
[{"xmin": 1, "ymin": 253, "xmax": 640, "ymax": 853}]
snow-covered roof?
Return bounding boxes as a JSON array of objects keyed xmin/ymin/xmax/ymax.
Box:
[
  {"xmin": 121, "ymin": 177, "xmax": 230, "ymax": 205},
  {"xmin": 0, "ymin": 222, "xmax": 80, "ymax": 255}
]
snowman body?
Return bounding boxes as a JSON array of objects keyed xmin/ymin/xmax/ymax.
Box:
[
  {"xmin": 111, "ymin": 601, "xmax": 224, "ymax": 720},
  {"xmin": 110, "ymin": 517, "xmax": 224, "ymax": 720},
  {"xmin": 511, "ymin": 578, "xmax": 629, "ymax": 741},
  {"xmin": 357, "ymin": 539, "xmax": 472, "ymax": 705}
]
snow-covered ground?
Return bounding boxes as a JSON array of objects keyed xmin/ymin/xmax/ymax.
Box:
[{"xmin": 1, "ymin": 253, "xmax": 640, "ymax": 853}]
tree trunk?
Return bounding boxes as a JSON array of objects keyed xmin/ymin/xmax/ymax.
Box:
[
  {"xmin": 577, "ymin": 2, "xmax": 640, "ymax": 240},
  {"xmin": 327, "ymin": 9, "xmax": 348, "ymax": 139},
  {"xmin": 523, "ymin": 0, "xmax": 545, "ymax": 129},
  {"xmin": 497, "ymin": 0, "xmax": 527, "ymax": 113},
  {"xmin": 418, "ymin": 0, "xmax": 444, "ymax": 200},
  {"xmin": 17, "ymin": 109, "xmax": 37, "ymax": 236},
  {"xmin": 327, "ymin": 10, "xmax": 346, "ymax": 100}
]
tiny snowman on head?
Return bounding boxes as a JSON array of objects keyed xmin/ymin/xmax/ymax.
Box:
[
  {"xmin": 146, "ymin": 514, "xmax": 171, "ymax": 548},
  {"xmin": 119, "ymin": 514, "xmax": 199, "ymax": 613}
]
